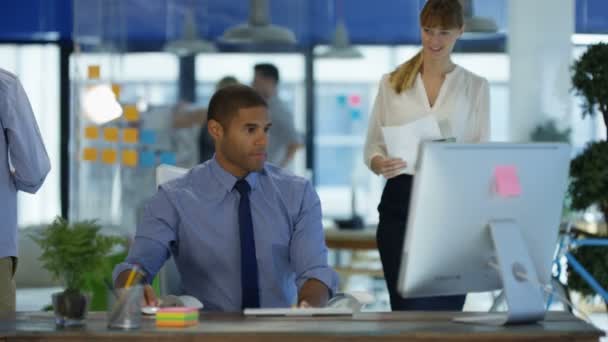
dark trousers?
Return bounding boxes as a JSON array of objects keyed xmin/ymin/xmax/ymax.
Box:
[{"xmin": 377, "ymin": 174, "xmax": 466, "ymax": 311}]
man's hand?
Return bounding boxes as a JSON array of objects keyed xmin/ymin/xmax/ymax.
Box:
[
  {"xmin": 297, "ymin": 278, "xmax": 330, "ymax": 308},
  {"xmin": 370, "ymin": 155, "xmax": 407, "ymax": 179},
  {"xmin": 115, "ymin": 269, "xmax": 157, "ymax": 306}
]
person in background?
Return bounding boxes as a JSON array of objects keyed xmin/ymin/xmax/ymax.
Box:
[
  {"xmin": 0, "ymin": 69, "xmax": 51, "ymax": 312},
  {"xmin": 113, "ymin": 85, "xmax": 337, "ymax": 312},
  {"xmin": 363, "ymin": 0, "xmax": 490, "ymax": 311},
  {"xmin": 252, "ymin": 63, "xmax": 303, "ymax": 168}
]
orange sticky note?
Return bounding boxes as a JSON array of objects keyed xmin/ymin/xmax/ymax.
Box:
[
  {"xmin": 123, "ymin": 128, "xmax": 139, "ymax": 144},
  {"xmin": 84, "ymin": 126, "xmax": 99, "ymax": 140},
  {"xmin": 82, "ymin": 148, "xmax": 98, "ymax": 162},
  {"xmin": 103, "ymin": 127, "xmax": 119, "ymax": 142},
  {"xmin": 88, "ymin": 65, "xmax": 100, "ymax": 80},
  {"xmin": 124, "ymin": 105, "xmax": 139, "ymax": 122},
  {"xmin": 111, "ymin": 84, "xmax": 121, "ymax": 99},
  {"xmin": 495, "ymin": 165, "xmax": 522, "ymax": 197},
  {"xmin": 101, "ymin": 149, "xmax": 117, "ymax": 164},
  {"xmin": 122, "ymin": 150, "xmax": 138, "ymax": 167}
]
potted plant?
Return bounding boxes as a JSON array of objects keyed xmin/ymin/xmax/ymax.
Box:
[
  {"xmin": 30, "ymin": 217, "xmax": 122, "ymax": 326},
  {"xmin": 567, "ymin": 42, "xmax": 608, "ymax": 304}
]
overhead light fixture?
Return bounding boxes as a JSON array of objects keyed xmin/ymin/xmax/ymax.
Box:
[
  {"xmin": 164, "ymin": 9, "xmax": 216, "ymax": 55},
  {"xmin": 459, "ymin": 0, "xmax": 501, "ymax": 40},
  {"xmin": 316, "ymin": 20, "xmax": 363, "ymax": 59},
  {"xmin": 220, "ymin": 0, "xmax": 296, "ymax": 45}
]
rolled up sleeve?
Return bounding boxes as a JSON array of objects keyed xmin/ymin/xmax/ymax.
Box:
[
  {"xmin": 113, "ymin": 187, "xmax": 178, "ymax": 284},
  {"xmin": 2, "ymin": 76, "xmax": 50, "ymax": 193},
  {"xmin": 290, "ymin": 181, "xmax": 339, "ymax": 296}
]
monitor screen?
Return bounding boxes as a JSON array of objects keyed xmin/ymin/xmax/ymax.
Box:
[{"xmin": 398, "ymin": 143, "xmax": 570, "ymax": 300}]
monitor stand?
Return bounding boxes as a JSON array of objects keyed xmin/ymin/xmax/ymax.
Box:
[{"xmin": 454, "ymin": 220, "xmax": 546, "ymax": 325}]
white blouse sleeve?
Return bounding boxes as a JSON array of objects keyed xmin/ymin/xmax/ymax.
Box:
[
  {"xmin": 474, "ymin": 79, "xmax": 491, "ymax": 142},
  {"xmin": 363, "ymin": 76, "xmax": 389, "ymax": 170}
]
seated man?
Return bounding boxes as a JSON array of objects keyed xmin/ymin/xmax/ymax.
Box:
[{"xmin": 113, "ymin": 85, "xmax": 338, "ymax": 312}]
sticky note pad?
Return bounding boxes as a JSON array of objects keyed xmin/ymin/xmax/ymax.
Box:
[
  {"xmin": 88, "ymin": 65, "xmax": 100, "ymax": 79},
  {"xmin": 159, "ymin": 152, "xmax": 176, "ymax": 166},
  {"xmin": 82, "ymin": 148, "xmax": 98, "ymax": 162},
  {"xmin": 140, "ymin": 130, "xmax": 157, "ymax": 145},
  {"xmin": 103, "ymin": 127, "xmax": 119, "ymax": 142},
  {"xmin": 101, "ymin": 149, "xmax": 117, "ymax": 165},
  {"xmin": 84, "ymin": 126, "xmax": 99, "ymax": 140},
  {"xmin": 156, "ymin": 307, "xmax": 199, "ymax": 328},
  {"xmin": 140, "ymin": 151, "xmax": 156, "ymax": 168},
  {"xmin": 122, "ymin": 150, "xmax": 138, "ymax": 167},
  {"xmin": 111, "ymin": 84, "xmax": 121, "ymax": 99},
  {"xmin": 123, "ymin": 128, "xmax": 139, "ymax": 144},
  {"xmin": 495, "ymin": 165, "xmax": 522, "ymax": 197},
  {"xmin": 124, "ymin": 105, "xmax": 139, "ymax": 122}
]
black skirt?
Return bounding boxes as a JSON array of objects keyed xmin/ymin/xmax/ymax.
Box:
[{"xmin": 377, "ymin": 174, "xmax": 465, "ymax": 311}]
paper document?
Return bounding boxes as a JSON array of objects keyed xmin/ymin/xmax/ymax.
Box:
[{"xmin": 381, "ymin": 116, "xmax": 442, "ymax": 174}]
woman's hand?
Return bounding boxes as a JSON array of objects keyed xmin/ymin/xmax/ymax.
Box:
[{"xmin": 371, "ymin": 155, "xmax": 407, "ymax": 179}]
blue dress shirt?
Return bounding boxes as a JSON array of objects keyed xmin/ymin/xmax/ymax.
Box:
[
  {"xmin": 113, "ymin": 158, "xmax": 338, "ymax": 312},
  {"xmin": 0, "ymin": 69, "xmax": 51, "ymax": 259}
]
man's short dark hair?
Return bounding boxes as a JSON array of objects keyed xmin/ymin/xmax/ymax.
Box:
[
  {"xmin": 207, "ymin": 84, "xmax": 267, "ymax": 127},
  {"xmin": 254, "ymin": 63, "xmax": 279, "ymax": 84}
]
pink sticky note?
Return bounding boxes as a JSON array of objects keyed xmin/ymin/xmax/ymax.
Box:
[{"xmin": 494, "ymin": 165, "xmax": 522, "ymax": 197}]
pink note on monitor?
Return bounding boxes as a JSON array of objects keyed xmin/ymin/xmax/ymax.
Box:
[{"xmin": 494, "ymin": 165, "xmax": 522, "ymax": 197}]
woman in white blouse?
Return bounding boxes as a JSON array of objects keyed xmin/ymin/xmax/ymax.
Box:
[{"xmin": 363, "ymin": 0, "xmax": 490, "ymax": 311}]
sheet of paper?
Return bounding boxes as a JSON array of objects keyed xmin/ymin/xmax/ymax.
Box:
[{"xmin": 382, "ymin": 116, "xmax": 442, "ymax": 174}]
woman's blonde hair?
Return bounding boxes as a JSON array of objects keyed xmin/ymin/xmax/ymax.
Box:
[{"xmin": 389, "ymin": 0, "xmax": 464, "ymax": 94}]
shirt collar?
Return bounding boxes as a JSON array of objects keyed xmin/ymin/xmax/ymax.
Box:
[{"xmin": 209, "ymin": 157, "xmax": 262, "ymax": 193}]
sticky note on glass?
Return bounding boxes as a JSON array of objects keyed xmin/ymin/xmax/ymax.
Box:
[
  {"xmin": 124, "ymin": 105, "xmax": 139, "ymax": 122},
  {"xmin": 495, "ymin": 165, "xmax": 522, "ymax": 197},
  {"xmin": 103, "ymin": 127, "xmax": 119, "ymax": 142},
  {"xmin": 111, "ymin": 84, "xmax": 121, "ymax": 99},
  {"xmin": 160, "ymin": 152, "xmax": 176, "ymax": 166},
  {"xmin": 88, "ymin": 65, "xmax": 100, "ymax": 80},
  {"xmin": 84, "ymin": 126, "xmax": 99, "ymax": 140},
  {"xmin": 82, "ymin": 148, "xmax": 98, "ymax": 162},
  {"xmin": 123, "ymin": 128, "xmax": 139, "ymax": 144},
  {"xmin": 101, "ymin": 149, "xmax": 117, "ymax": 164},
  {"xmin": 140, "ymin": 130, "xmax": 157, "ymax": 145},
  {"xmin": 122, "ymin": 150, "xmax": 138, "ymax": 167},
  {"xmin": 140, "ymin": 151, "xmax": 156, "ymax": 168}
]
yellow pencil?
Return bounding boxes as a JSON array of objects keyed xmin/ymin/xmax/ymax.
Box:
[{"xmin": 124, "ymin": 265, "xmax": 139, "ymax": 288}]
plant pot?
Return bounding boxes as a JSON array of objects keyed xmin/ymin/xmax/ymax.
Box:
[{"xmin": 52, "ymin": 290, "xmax": 89, "ymax": 327}]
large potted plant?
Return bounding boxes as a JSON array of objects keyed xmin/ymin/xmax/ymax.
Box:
[
  {"xmin": 30, "ymin": 217, "xmax": 122, "ymax": 326},
  {"xmin": 567, "ymin": 42, "xmax": 608, "ymax": 303}
]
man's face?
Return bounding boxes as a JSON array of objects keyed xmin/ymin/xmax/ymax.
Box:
[
  {"xmin": 252, "ymin": 72, "xmax": 274, "ymax": 99},
  {"xmin": 213, "ymin": 106, "xmax": 271, "ymax": 177}
]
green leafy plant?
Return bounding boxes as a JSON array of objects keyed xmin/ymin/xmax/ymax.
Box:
[
  {"xmin": 571, "ymin": 42, "xmax": 608, "ymax": 138},
  {"xmin": 530, "ymin": 119, "xmax": 571, "ymax": 143},
  {"xmin": 30, "ymin": 216, "xmax": 123, "ymax": 294}
]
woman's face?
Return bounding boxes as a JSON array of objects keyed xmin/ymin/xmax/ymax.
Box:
[{"xmin": 420, "ymin": 25, "xmax": 463, "ymax": 61}]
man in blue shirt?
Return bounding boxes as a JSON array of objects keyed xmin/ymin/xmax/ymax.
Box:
[
  {"xmin": 0, "ymin": 69, "xmax": 51, "ymax": 312},
  {"xmin": 114, "ymin": 85, "xmax": 338, "ymax": 311}
]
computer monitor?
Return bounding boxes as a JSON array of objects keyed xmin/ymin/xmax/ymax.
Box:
[{"xmin": 397, "ymin": 143, "xmax": 570, "ymax": 325}]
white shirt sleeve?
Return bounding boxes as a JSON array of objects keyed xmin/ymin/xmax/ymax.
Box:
[
  {"xmin": 363, "ymin": 75, "xmax": 389, "ymax": 170},
  {"xmin": 474, "ymin": 79, "xmax": 491, "ymax": 142}
]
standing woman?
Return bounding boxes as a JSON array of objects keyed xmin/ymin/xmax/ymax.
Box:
[{"xmin": 364, "ymin": 0, "xmax": 490, "ymax": 311}]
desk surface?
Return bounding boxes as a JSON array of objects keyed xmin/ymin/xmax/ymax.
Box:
[
  {"xmin": 324, "ymin": 227, "xmax": 377, "ymax": 250},
  {"xmin": 0, "ymin": 311, "xmax": 603, "ymax": 341}
]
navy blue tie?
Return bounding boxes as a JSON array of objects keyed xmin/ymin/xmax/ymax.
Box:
[{"xmin": 234, "ymin": 179, "xmax": 260, "ymax": 309}]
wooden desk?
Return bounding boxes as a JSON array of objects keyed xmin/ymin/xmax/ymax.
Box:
[
  {"xmin": 0, "ymin": 311, "xmax": 602, "ymax": 341},
  {"xmin": 324, "ymin": 227, "xmax": 377, "ymax": 250}
]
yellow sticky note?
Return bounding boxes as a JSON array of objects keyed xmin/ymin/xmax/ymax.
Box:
[
  {"xmin": 122, "ymin": 150, "xmax": 138, "ymax": 167},
  {"xmin": 103, "ymin": 127, "xmax": 119, "ymax": 142},
  {"xmin": 88, "ymin": 65, "xmax": 100, "ymax": 80},
  {"xmin": 124, "ymin": 105, "xmax": 139, "ymax": 122},
  {"xmin": 101, "ymin": 149, "xmax": 117, "ymax": 164},
  {"xmin": 123, "ymin": 128, "xmax": 139, "ymax": 144},
  {"xmin": 82, "ymin": 148, "xmax": 98, "ymax": 162},
  {"xmin": 84, "ymin": 126, "xmax": 99, "ymax": 140},
  {"xmin": 111, "ymin": 84, "xmax": 121, "ymax": 99}
]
